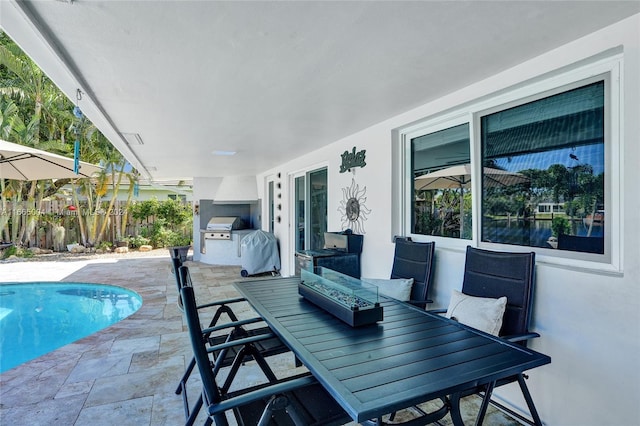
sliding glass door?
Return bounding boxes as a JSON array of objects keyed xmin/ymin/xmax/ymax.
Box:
[
  {"xmin": 292, "ymin": 167, "xmax": 328, "ymax": 253},
  {"xmin": 308, "ymin": 168, "xmax": 328, "ymax": 250},
  {"xmin": 294, "ymin": 175, "xmax": 306, "ymax": 251}
]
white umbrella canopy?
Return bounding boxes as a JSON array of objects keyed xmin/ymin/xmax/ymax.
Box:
[
  {"xmin": 415, "ymin": 164, "xmax": 529, "ymax": 191},
  {"xmin": 414, "ymin": 164, "xmax": 529, "ymax": 238},
  {"xmin": 0, "ymin": 139, "xmax": 102, "ymax": 180}
]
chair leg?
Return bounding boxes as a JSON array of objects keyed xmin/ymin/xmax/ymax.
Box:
[
  {"xmin": 219, "ymin": 344, "xmax": 279, "ymax": 395},
  {"xmin": 179, "ymin": 364, "xmax": 204, "ymax": 426},
  {"xmin": 474, "ymin": 381, "xmax": 496, "ymax": 426},
  {"xmin": 182, "ymin": 348, "xmax": 232, "ymax": 424},
  {"xmin": 256, "ymin": 395, "xmax": 278, "ymax": 426},
  {"xmin": 177, "ymin": 305, "xmax": 240, "ymax": 395},
  {"xmin": 176, "ymin": 357, "xmax": 197, "ymax": 394},
  {"xmin": 517, "ymin": 373, "xmax": 544, "ymax": 426},
  {"xmin": 479, "ymin": 374, "xmax": 543, "ymax": 426},
  {"xmin": 185, "ymin": 393, "xmax": 203, "ymax": 426},
  {"xmin": 256, "ymin": 394, "xmax": 310, "ymax": 426}
]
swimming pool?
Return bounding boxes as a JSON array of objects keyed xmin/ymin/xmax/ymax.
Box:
[{"xmin": 0, "ymin": 282, "xmax": 142, "ymax": 373}]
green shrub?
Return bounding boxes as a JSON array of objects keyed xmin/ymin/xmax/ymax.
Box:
[
  {"xmin": 96, "ymin": 241, "xmax": 112, "ymax": 251},
  {"xmin": 1, "ymin": 245, "xmax": 34, "ymax": 259},
  {"xmin": 1, "ymin": 245, "xmax": 17, "ymax": 259},
  {"xmin": 551, "ymin": 216, "xmax": 571, "ymax": 237},
  {"xmin": 128, "ymin": 198, "xmax": 192, "ymax": 248},
  {"xmin": 127, "ymin": 235, "xmax": 151, "ymax": 248},
  {"xmin": 166, "ymin": 232, "xmax": 191, "ymax": 247}
]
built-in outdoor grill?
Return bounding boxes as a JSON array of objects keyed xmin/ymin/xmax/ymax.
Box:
[
  {"xmin": 203, "ymin": 216, "xmax": 247, "ymax": 240},
  {"xmin": 197, "ymin": 199, "xmax": 261, "ymax": 265},
  {"xmin": 295, "ymin": 231, "xmax": 363, "ymax": 278}
]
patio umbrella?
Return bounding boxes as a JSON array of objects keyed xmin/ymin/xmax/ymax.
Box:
[
  {"xmin": 0, "ymin": 139, "xmax": 102, "ymax": 180},
  {"xmin": 414, "ymin": 164, "xmax": 529, "ymax": 237},
  {"xmin": 414, "ymin": 163, "xmax": 529, "ymax": 191}
]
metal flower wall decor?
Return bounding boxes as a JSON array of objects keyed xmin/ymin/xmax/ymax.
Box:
[{"xmin": 338, "ymin": 178, "xmax": 371, "ymax": 234}]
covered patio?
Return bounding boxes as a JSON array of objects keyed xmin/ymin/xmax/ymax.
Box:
[
  {"xmin": 1, "ymin": 2, "xmax": 639, "ymax": 425},
  {"xmin": 0, "ymin": 253, "xmax": 519, "ymax": 425}
]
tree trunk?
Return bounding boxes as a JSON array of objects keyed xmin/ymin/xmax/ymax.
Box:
[
  {"xmin": 97, "ymin": 163, "xmax": 125, "ymax": 241},
  {"xmin": 586, "ymin": 199, "xmax": 597, "ymax": 237},
  {"xmin": 120, "ymin": 176, "xmax": 135, "ymax": 238},
  {"xmin": 0, "ymin": 178, "xmax": 9, "ymax": 241},
  {"xmin": 71, "ymin": 182, "xmax": 87, "ymax": 246}
]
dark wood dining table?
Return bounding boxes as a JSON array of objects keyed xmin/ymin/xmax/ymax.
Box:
[{"xmin": 234, "ymin": 276, "xmax": 550, "ymax": 425}]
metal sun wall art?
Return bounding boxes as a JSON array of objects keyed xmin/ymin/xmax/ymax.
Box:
[{"xmin": 338, "ymin": 178, "xmax": 371, "ymax": 234}]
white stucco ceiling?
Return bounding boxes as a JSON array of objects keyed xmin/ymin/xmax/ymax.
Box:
[{"xmin": 1, "ymin": 1, "xmax": 638, "ymax": 182}]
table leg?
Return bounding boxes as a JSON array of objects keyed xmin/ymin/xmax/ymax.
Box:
[{"xmin": 449, "ymin": 392, "xmax": 465, "ymax": 426}]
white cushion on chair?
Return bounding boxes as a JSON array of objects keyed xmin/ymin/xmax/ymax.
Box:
[
  {"xmin": 361, "ymin": 277, "xmax": 413, "ymax": 301},
  {"xmin": 445, "ymin": 290, "xmax": 507, "ymax": 336}
]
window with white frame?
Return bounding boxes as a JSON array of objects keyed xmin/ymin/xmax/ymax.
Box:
[
  {"xmin": 480, "ymin": 80, "xmax": 605, "ymax": 254},
  {"xmin": 398, "ymin": 64, "xmax": 617, "ymax": 265},
  {"xmin": 411, "ymin": 123, "xmax": 471, "ymax": 239}
]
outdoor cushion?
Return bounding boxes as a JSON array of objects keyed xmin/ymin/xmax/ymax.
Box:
[
  {"xmin": 445, "ymin": 290, "xmax": 507, "ymax": 336},
  {"xmin": 361, "ymin": 277, "xmax": 413, "ymax": 301}
]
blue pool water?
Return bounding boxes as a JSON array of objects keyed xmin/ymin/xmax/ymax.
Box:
[{"xmin": 0, "ymin": 282, "xmax": 142, "ymax": 373}]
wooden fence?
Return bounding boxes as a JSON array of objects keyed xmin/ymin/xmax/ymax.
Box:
[{"xmin": 1, "ymin": 199, "xmax": 190, "ymax": 250}]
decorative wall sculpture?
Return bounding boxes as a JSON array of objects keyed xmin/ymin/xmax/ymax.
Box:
[{"xmin": 338, "ymin": 178, "xmax": 371, "ymax": 234}]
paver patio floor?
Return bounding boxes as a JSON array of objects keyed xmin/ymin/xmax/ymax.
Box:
[{"xmin": 0, "ymin": 252, "xmax": 521, "ymax": 425}]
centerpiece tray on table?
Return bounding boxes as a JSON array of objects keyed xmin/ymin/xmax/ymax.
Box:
[{"xmin": 298, "ymin": 267, "xmax": 383, "ymax": 327}]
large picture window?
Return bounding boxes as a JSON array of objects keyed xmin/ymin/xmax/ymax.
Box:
[
  {"xmin": 480, "ymin": 81, "xmax": 605, "ymax": 254},
  {"xmin": 398, "ymin": 59, "xmax": 618, "ymax": 268}
]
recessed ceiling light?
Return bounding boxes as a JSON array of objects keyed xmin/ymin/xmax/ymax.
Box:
[{"xmin": 212, "ymin": 150, "xmax": 237, "ymax": 156}]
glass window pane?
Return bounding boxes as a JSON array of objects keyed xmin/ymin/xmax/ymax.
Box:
[
  {"xmin": 268, "ymin": 181, "xmax": 274, "ymax": 233},
  {"xmin": 481, "ymin": 81, "xmax": 605, "ymax": 254},
  {"xmin": 295, "ymin": 176, "xmax": 305, "ymax": 251},
  {"xmin": 411, "ymin": 123, "xmax": 471, "ymax": 239},
  {"xmin": 309, "ymin": 168, "xmax": 327, "ymax": 250}
]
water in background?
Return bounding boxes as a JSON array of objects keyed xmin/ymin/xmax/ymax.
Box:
[{"xmin": 483, "ymin": 218, "xmax": 603, "ymax": 248}]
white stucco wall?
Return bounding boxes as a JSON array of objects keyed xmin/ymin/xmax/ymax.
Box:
[
  {"xmin": 247, "ymin": 15, "xmax": 640, "ymax": 425},
  {"xmin": 191, "ymin": 177, "xmax": 223, "ymax": 261}
]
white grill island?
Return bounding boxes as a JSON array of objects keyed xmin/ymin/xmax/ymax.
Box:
[
  {"xmin": 200, "ymin": 228, "xmax": 255, "ymax": 265},
  {"xmin": 200, "ymin": 216, "xmax": 254, "ymax": 265}
]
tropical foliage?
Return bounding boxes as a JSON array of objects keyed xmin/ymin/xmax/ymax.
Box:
[
  {"xmin": 0, "ymin": 31, "xmax": 187, "ymax": 249},
  {"xmin": 129, "ymin": 198, "xmax": 192, "ymax": 248},
  {"xmin": 414, "ymin": 162, "xmax": 604, "ymax": 245}
]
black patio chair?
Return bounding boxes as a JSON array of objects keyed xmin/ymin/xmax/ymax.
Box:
[
  {"xmin": 432, "ymin": 246, "xmax": 542, "ymax": 426},
  {"xmin": 557, "ymin": 233, "xmax": 604, "ymax": 254},
  {"xmin": 390, "ymin": 237, "xmax": 436, "ymax": 308},
  {"xmin": 180, "ymin": 284, "xmax": 350, "ymax": 426},
  {"xmin": 169, "ymin": 245, "xmax": 192, "ymax": 262},
  {"xmin": 173, "ymin": 263, "xmax": 294, "ymax": 424},
  {"xmin": 457, "ymin": 246, "xmax": 537, "ymax": 344},
  {"xmin": 378, "ymin": 238, "xmax": 445, "ymax": 424}
]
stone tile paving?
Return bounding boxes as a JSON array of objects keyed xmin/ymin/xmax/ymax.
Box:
[{"xmin": 0, "ymin": 252, "xmax": 519, "ymax": 425}]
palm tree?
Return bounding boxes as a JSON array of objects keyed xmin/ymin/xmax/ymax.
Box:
[
  {"xmin": 1, "ymin": 31, "xmax": 139, "ymax": 248},
  {"xmin": 0, "ymin": 32, "xmax": 72, "ymax": 246},
  {"xmin": 0, "ymin": 97, "xmax": 19, "ymax": 241}
]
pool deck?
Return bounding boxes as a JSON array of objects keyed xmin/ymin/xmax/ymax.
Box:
[{"xmin": 0, "ymin": 253, "xmax": 521, "ymax": 425}]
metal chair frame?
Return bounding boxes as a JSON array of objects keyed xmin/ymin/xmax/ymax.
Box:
[{"xmin": 180, "ymin": 284, "xmax": 349, "ymax": 426}]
